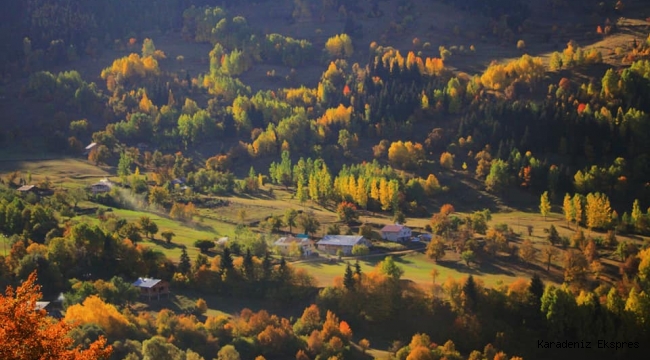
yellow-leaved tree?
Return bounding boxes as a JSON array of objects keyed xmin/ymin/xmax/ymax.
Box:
[{"xmin": 64, "ymin": 295, "xmax": 131, "ymax": 340}]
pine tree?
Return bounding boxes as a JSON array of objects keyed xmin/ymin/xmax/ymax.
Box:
[
  {"xmin": 354, "ymin": 260, "xmax": 362, "ymax": 278},
  {"xmin": 277, "ymin": 257, "xmax": 289, "ymax": 283},
  {"xmin": 220, "ymin": 247, "xmax": 234, "ymax": 274},
  {"xmin": 547, "ymin": 225, "xmax": 560, "ymax": 245},
  {"xmin": 343, "ymin": 263, "xmax": 355, "ymax": 290},
  {"xmin": 243, "ymin": 249, "xmax": 254, "ymax": 281},
  {"xmin": 528, "ymin": 274, "xmax": 544, "ymax": 303},
  {"xmin": 179, "ymin": 247, "xmax": 191, "ymax": 274},
  {"xmin": 540, "ymin": 191, "xmax": 551, "ymax": 220},
  {"xmin": 262, "ymin": 252, "xmax": 272, "ymax": 280},
  {"xmin": 462, "ymin": 275, "xmax": 478, "ymax": 312}
]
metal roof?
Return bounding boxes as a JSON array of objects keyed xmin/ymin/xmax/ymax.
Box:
[
  {"xmin": 381, "ymin": 224, "xmax": 408, "ymax": 232},
  {"xmin": 132, "ymin": 278, "xmax": 162, "ymax": 288},
  {"xmin": 318, "ymin": 235, "xmax": 366, "ymax": 247},
  {"xmin": 275, "ymin": 236, "xmax": 312, "ymax": 246},
  {"xmin": 35, "ymin": 301, "xmax": 50, "ymax": 310}
]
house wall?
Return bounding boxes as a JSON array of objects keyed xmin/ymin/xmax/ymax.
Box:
[
  {"xmin": 318, "ymin": 244, "xmax": 354, "ymax": 255},
  {"xmin": 382, "ymin": 228, "xmax": 412, "ymax": 242},
  {"xmin": 383, "ymin": 232, "xmax": 399, "ymax": 242},
  {"xmin": 302, "ymin": 244, "xmax": 313, "ymax": 255},
  {"xmin": 139, "ymin": 282, "xmax": 170, "ymax": 300},
  {"xmin": 275, "ymin": 243, "xmax": 313, "ymax": 256}
]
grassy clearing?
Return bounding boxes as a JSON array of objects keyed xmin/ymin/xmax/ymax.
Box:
[
  {"xmin": 0, "ymin": 158, "xmax": 113, "ymax": 189},
  {"xmin": 141, "ymin": 290, "xmax": 308, "ymax": 320},
  {"xmin": 2, "ymin": 159, "xmax": 636, "ymax": 287},
  {"xmin": 294, "ymin": 251, "xmax": 540, "ymax": 289},
  {"xmin": 76, "ymin": 207, "xmax": 236, "ymax": 261}
]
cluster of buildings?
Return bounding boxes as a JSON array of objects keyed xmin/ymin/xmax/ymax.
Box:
[{"xmin": 273, "ymin": 223, "xmax": 419, "ymax": 256}]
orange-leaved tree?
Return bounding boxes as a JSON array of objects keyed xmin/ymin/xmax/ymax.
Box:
[{"xmin": 0, "ymin": 271, "xmax": 112, "ymax": 360}]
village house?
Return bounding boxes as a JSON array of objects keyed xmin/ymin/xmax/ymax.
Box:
[
  {"xmin": 380, "ymin": 224, "xmax": 412, "ymax": 242},
  {"xmin": 35, "ymin": 297, "xmax": 63, "ymax": 318},
  {"xmin": 274, "ymin": 235, "xmax": 315, "ymax": 256},
  {"xmin": 89, "ymin": 178, "xmax": 114, "ymax": 194},
  {"xmin": 317, "ymin": 235, "xmax": 372, "ymax": 255},
  {"xmin": 132, "ymin": 277, "xmax": 170, "ymax": 301},
  {"xmin": 17, "ymin": 185, "xmax": 39, "ymax": 193},
  {"xmin": 83, "ymin": 142, "xmax": 97, "ymax": 155}
]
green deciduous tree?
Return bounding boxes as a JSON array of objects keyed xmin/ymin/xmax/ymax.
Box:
[
  {"xmin": 194, "ymin": 240, "xmax": 215, "ymax": 253},
  {"xmin": 298, "ymin": 212, "xmax": 320, "ymax": 236},
  {"xmin": 137, "ymin": 216, "xmax": 158, "ymax": 239},
  {"xmin": 161, "ymin": 231, "xmax": 175, "ymax": 244},
  {"xmin": 284, "ymin": 209, "xmax": 298, "ymax": 234},
  {"xmin": 485, "ymin": 159, "xmax": 509, "ymax": 192},
  {"xmin": 461, "ymin": 250, "xmax": 475, "ymax": 267}
]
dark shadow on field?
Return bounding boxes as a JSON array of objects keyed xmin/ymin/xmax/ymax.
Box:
[
  {"xmin": 146, "ymin": 290, "xmax": 313, "ymax": 320},
  {"xmin": 188, "ymin": 222, "xmax": 216, "ymax": 233},
  {"xmin": 233, "ymin": 191, "xmax": 277, "ymax": 201},
  {"xmin": 148, "ymin": 238, "xmax": 183, "ymax": 250}
]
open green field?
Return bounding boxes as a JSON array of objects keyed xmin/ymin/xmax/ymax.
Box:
[
  {"xmin": 1, "ymin": 158, "xmax": 639, "ymax": 289},
  {"xmin": 76, "ymin": 207, "xmax": 237, "ymax": 261},
  {"xmin": 294, "ymin": 251, "xmax": 549, "ymax": 289},
  {"xmin": 0, "ymin": 157, "xmax": 113, "ymax": 189}
]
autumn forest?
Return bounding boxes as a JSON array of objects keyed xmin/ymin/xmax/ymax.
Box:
[{"xmin": 1, "ymin": 0, "xmax": 650, "ymax": 360}]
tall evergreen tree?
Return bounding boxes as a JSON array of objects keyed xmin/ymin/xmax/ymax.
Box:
[
  {"xmin": 262, "ymin": 252, "xmax": 272, "ymax": 280},
  {"xmin": 528, "ymin": 274, "xmax": 545, "ymax": 305},
  {"xmin": 343, "ymin": 263, "xmax": 355, "ymax": 290},
  {"xmin": 277, "ymin": 256, "xmax": 288, "ymax": 283},
  {"xmin": 178, "ymin": 247, "xmax": 191, "ymax": 275},
  {"xmin": 243, "ymin": 248, "xmax": 254, "ymax": 281},
  {"xmin": 220, "ymin": 247, "xmax": 234, "ymax": 274},
  {"xmin": 462, "ymin": 275, "xmax": 478, "ymax": 312},
  {"xmin": 354, "ymin": 259, "xmax": 362, "ymax": 278}
]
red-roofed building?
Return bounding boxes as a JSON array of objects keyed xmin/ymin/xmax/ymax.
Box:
[{"xmin": 380, "ymin": 224, "xmax": 412, "ymax": 242}]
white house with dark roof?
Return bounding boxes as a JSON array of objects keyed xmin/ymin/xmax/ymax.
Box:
[
  {"xmin": 380, "ymin": 224, "xmax": 412, "ymax": 242},
  {"xmin": 132, "ymin": 277, "xmax": 170, "ymax": 301},
  {"xmin": 274, "ymin": 235, "xmax": 315, "ymax": 256},
  {"xmin": 317, "ymin": 235, "xmax": 372, "ymax": 255}
]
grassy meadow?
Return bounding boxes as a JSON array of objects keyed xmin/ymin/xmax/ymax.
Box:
[{"xmin": 1, "ymin": 157, "xmax": 642, "ymax": 291}]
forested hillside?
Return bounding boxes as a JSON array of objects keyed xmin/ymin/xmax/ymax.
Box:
[{"xmin": 1, "ymin": 1, "xmax": 650, "ymax": 360}]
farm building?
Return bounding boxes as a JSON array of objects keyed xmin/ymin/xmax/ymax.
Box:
[
  {"xmin": 83, "ymin": 142, "xmax": 97, "ymax": 155},
  {"xmin": 89, "ymin": 179, "xmax": 114, "ymax": 194},
  {"xmin": 132, "ymin": 278, "xmax": 170, "ymax": 301},
  {"xmin": 274, "ymin": 235, "xmax": 315, "ymax": 256},
  {"xmin": 380, "ymin": 224, "xmax": 412, "ymax": 242},
  {"xmin": 317, "ymin": 235, "xmax": 371, "ymax": 255},
  {"xmin": 17, "ymin": 185, "xmax": 39, "ymax": 193}
]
